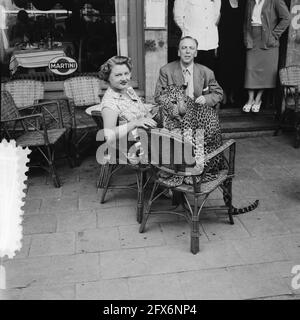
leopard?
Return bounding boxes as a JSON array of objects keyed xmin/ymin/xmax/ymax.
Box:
[{"xmin": 155, "ymin": 84, "xmax": 259, "ymax": 215}]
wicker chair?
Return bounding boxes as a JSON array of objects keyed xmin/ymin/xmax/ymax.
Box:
[
  {"xmin": 1, "ymin": 91, "xmax": 71, "ymax": 187},
  {"xmin": 4, "ymin": 80, "xmax": 44, "ymax": 109},
  {"xmin": 63, "ymin": 76, "xmax": 101, "ymax": 164},
  {"xmin": 138, "ymin": 128, "xmax": 236, "ymax": 254},
  {"xmin": 4, "ymin": 79, "xmax": 75, "ymax": 164},
  {"xmin": 91, "ymin": 110, "xmax": 152, "ymax": 223},
  {"xmin": 275, "ymin": 65, "xmax": 300, "ymax": 148}
]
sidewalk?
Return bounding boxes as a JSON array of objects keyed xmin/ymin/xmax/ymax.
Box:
[{"xmin": 1, "ymin": 135, "xmax": 300, "ymax": 300}]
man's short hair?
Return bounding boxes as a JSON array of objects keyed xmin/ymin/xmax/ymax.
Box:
[{"xmin": 178, "ymin": 36, "xmax": 198, "ymax": 50}]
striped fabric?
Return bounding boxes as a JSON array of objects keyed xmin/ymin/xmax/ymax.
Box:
[{"xmin": 9, "ymin": 49, "xmax": 65, "ymax": 75}]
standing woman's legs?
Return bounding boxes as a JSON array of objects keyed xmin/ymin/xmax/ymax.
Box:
[
  {"xmin": 244, "ymin": 26, "xmax": 264, "ymax": 112},
  {"xmin": 254, "ymin": 89, "xmax": 264, "ymax": 104},
  {"xmin": 243, "ymin": 89, "xmax": 255, "ymax": 112},
  {"xmin": 251, "ymin": 89, "xmax": 264, "ymax": 112},
  {"xmin": 247, "ymin": 89, "xmax": 255, "ymax": 104}
]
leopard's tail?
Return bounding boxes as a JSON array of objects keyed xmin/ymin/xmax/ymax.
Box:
[{"xmin": 223, "ymin": 192, "xmax": 259, "ymax": 215}]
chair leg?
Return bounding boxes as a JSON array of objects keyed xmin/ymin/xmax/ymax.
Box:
[
  {"xmin": 226, "ymin": 180, "xmax": 234, "ymax": 225},
  {"xmin": 97, "ymin": 163, "xmax": 110, "ymax": 188},
  {"xmin": 274, "ymin": 109, "xmax": 289, "ymax": 136},
  {"xmin": 46, "ymin": 145, "xmax": 61, "ymax": 188},
  {"xmin": 294, "ymin": 114, "xmax": 300, "ymax": 148},
  {"xmin": 73, "ymin": 144, "xmax": 81, "ymax": 167},
  {"xmin": 136, "ymin": 169, "xmax": 144, "ymax": 224},
  {"xmin": 190, "ymin": 195, "xmax": 200, "ymax": 254},
  {"xmin": 100, "ymin": 164, "xmax": 113, "ymax": 203},
  {"xmin": 139, "ymin": 181, "xmax": 159, "ymax": 233},
  {"xmin": 68, "ymin": 128, "xmax": 77, "ymax": 168},
  {"xmin": 71, "ymin": 128, "xmax": 81, "ymax": 167},
  {"xmin": 64, "ymin": 132, "xmax": 75, "ymax": 168}
]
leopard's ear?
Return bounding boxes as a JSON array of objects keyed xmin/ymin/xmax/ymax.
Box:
[{"xmin": 181, "ymin": 84, "xmax": 187, "ymax": 90}]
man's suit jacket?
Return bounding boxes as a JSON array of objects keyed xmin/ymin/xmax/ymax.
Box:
[{"xmin": 154, "ymin": 61, "xmax": 223, "ymax": 108}]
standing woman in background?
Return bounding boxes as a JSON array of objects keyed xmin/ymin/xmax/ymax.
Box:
[{"xmin": 243, "ymin": 0, "xmax": 290, "ymax": 113}]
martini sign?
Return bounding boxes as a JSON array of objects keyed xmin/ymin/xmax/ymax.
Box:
[{"xmin": 48, "ymin": 56, "xmax": 78, "ymax": 75}]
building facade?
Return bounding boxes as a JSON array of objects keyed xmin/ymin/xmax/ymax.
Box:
[{"xmin": 1, "ymin": 0, "xmax": 299, "ymax": 126}]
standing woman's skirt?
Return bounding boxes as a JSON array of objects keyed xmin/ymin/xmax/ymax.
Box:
[{"xmin": 244, "ymin": 26, "xmax": 279, "ymax": 89}]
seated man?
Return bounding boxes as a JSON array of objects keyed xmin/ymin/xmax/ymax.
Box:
[{"xmin": 154, "ymin": 36, "xmax": 223, "ymax": 108}]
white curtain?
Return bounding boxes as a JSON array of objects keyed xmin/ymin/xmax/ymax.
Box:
[{"xmin": 114, "ymin": 0, "xmax": 128, "ymax": 56}]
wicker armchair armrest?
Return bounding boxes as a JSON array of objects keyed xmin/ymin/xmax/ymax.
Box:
[
  {"xmin": 23, "ymin": 99, "xmax": 75, "ymax": 129},
  {"xmin": 2, "ymin": 112, "xmax": 53, "ymax": 145},
  {"xmin": 61, "ymin": 97, "xmax": 76, "ymax": 129},
  {"xmin": 152, "ymin": 164, "xmax": 204, "ymax": 177},
  {"xmin": 152, "ymin": 139, "xmax": 235, "ymax": 178},
  {"xmin": 1, "ymin": 113, "xmax": 43, "ymax": 134},
  {"xmin": 204, "ymin": 139, "xmax": 236, "ymax": 163},
  {"xmin": 204, "ymin": 139, "xmax": 236, "ymax": 178},
  {"xmin": 18, "ymin": 101, "xmax": 59, "ymax": 110},
  {"xmin": 1, "ymin": 113, "xmax": 43, "ymax": 123},
  {"xmin": 281, "ymin": 84, "xmax": 298, "ymax": 88}
]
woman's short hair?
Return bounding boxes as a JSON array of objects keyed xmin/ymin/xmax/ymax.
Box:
[{"xmin": 98, "ymin": 56, "xmax": 132, "ymax": 81}]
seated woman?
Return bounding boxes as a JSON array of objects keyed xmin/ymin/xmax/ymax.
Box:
[{"xmin": 97, "ymin": 55, "xmax": 157, "ymax": 156}]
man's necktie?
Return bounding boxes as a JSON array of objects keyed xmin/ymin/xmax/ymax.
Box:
[{"xmin": 183, "ymin": 68, "xmax": 192, "ymax": 98}]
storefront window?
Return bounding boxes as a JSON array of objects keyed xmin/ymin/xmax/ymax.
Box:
[{"xmin": 0, "ymin": 0, "xmax": 117, "ymax": 76}]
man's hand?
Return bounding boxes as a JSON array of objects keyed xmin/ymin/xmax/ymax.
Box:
[{"xmin": 195, "ymin": 95, "xmax": 206, "ymax": 105}]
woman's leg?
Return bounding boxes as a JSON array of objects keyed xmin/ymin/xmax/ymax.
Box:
[
  {"xmin": 252, "ymin": 89, "xmax": 264, "ymax": 112},
  {"xmin": 254, "ymin": 89, "xmax": 264, "ymax": 104},
  {"xmin": 247, "ymin": 89, "xmax": 255, "ymax": 104},
  {"xmin": 243, "ymin": 89, "xmax": 255, "ymax": 112}
]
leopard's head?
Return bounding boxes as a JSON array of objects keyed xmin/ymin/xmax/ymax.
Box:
[{"xmin": 157, "ymin": 84, "xmax": 189, "ymax": 122}]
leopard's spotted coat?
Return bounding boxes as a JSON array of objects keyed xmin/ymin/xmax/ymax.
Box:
[{"xmin": 156, "ymin": 84, "xmax": 259, "ymax": 215}]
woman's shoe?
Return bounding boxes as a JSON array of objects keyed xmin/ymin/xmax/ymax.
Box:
[
  {"xmin": 242, "ymin": 103, "xmax": 253, "ymax": 112},
  {"xmin": 251, "ymin": 102, "xmax": 262, "ymax": 113}
]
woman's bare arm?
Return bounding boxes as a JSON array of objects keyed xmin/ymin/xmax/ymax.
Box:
[{"xmin": 101, "ymin": 108, "xmax": 157, "ymax": 144}]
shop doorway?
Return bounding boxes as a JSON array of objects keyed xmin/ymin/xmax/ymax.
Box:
[
  {"xmin": 167, "ymin": 0, "xmax": 246, "ymax": 108},
  {"xmin": 167, "ymin": 0, "xmax": 290, "ymax": 111}
]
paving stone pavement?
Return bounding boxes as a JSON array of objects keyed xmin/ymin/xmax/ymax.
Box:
[{"xmin": 1, "ymin": 135, "xmax": 300, "ymax": 300}]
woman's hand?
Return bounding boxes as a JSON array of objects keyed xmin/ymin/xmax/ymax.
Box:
[{"xmin": 134, "ymin": 117, "xmax": 157, "ymax": 129}]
